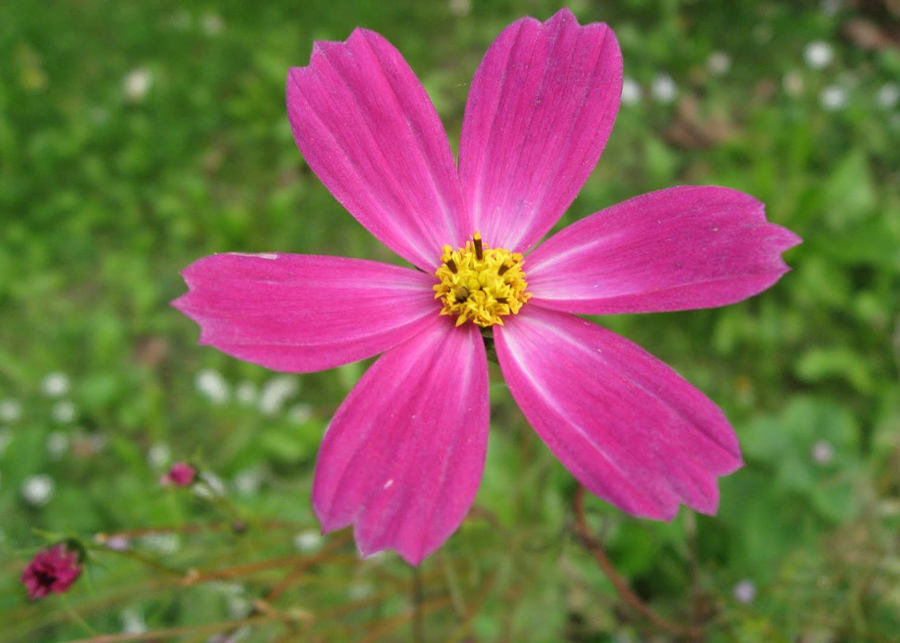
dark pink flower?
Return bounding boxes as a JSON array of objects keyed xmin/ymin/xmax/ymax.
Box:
[
  {"xmin": 160, "ymin": 461, "xmax": 197, "ymax": 486},
  {"xmin": 21, "ymin": 544, "xmax": 82, "ymax": 600},
  {"xmin": 173, "ymin": 10, "xmax": 800, "ymax": 564}
]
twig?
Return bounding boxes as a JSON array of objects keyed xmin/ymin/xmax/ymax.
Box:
[
  {"xmin": 571, "ymin": 486, "xmax": 702, "ymax": 640},
  {"xmin": 412, "ymin": 566, "xmax": 424, "ymax": 643}
]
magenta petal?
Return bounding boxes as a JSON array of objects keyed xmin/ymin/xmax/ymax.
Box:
[
  {"xmin": 495, "ymin": 307, "xmax": 742, "ymax": 519},
  {"xmin": 527, "ymin": 186, "xmax": 802, "ymax": 314},
  {"xmin": 287, "ymin": 29, "xmax": 467, "ymax": 271},
  {"xmin": 312, "ymin": 321, "xmax": 488, "ymax": 565},
  {"xmin": 173, "ymin": 253, "xmax": 438, "ymax": 373},
  {"xmin": 458, "ymin": 8, "xmax": 622, "ymax": 252}
]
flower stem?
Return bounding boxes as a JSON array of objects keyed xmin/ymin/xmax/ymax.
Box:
[{"xmin": 571, "ymin": 486, "xmax": 703, "ymax": 640}]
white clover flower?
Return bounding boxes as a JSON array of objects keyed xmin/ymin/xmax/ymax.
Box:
[
  {"xmin": 448, "ymin": 0, "xmax": 471, "ymax": 17},
  {"xmin": 876, "ymin": 82, "xmax": 900, "ymax": 109},
  {"xmin": 140, "ymin": 532, "xmax": 180, "ymax": 554},
  {"xmin": 201, "ymin": 12, "xmax": 225, "ymax": 35},
  {"xmin": 103, "ymin": 535, "xmax": 131, "ymax": 551},
  {"xmin": 235, "ymin": 380, "xmax": 257, "ymax": 405},
  {"xmin": 233, "ymin": 467, "xmax": 263, "ymax": 495},
  {"xmin": 811, "ymin": 440, "xmax": 835, "ymax": 465},
  {"xmin": 293, "ymin": 529, "xmax": 324, "ymax": 552},
  {"xmin": 620, "ymin": 76, "xmax": 642, "ymax": 105},
  {"xmin": 195, "ymin": 368, "xmax": 230, "ymax": 405},
  {"xmin": 46, "ymin": 431, "xmax": 69, "ymax": 459},
  {"xmin": 0, "ymin": 399, "xmax": 22, "ymax": 422},
  {"xmin": 733, "ymin": 579, "xmax": 757, "ymax": 604},
  {"xmin": 41, "ymin": 372, "xmax": 70, "ymax": 397},
  {"xmin": 804, "ymin": 41, "xmax": 834, "ymax": 70},
  {"xmin": 707, "ymin": 51, "xmax": 731, "ymax": 76},
  {"xmin": 227, "ymin": 595, "xmax": 252, "ymax": 619},
  {"xmin": 21, "ymin": 474, "xmax": 54, "ymax": 506},
  {"xmin": 820, "ymin": 85, "xmax": 847, "ymax": 111},
  {"xmin": 120, "ymin": 607, "xmax": 147, "ymax": 635},
  {"xmin": 147, "ymin": 442, "xmax": 171, "ymax": 469},
  {"xmin": 288, "ymin": 403, "xmax": 314, "ymax": 424},
  {"xmin": 193, "ymin": 471, "xmax": 226, "ymax": 499},
  {"xmin": 347, "ymin": 581, "xmax": 374, "ymax": 600},
  {"xmin": 259, "ymin": 375, "xmax": 299, "ymax": 416},
  {"xmin": 51, "ymin": 400, "xmax": 76, "ymax": 423},
  {"xmin": 123, "ymin": 68, "xmax": 153, "ymax": 102},
  {"xmin": 651, "ymin": 73, "xmax": 677, "ymax": 104}
]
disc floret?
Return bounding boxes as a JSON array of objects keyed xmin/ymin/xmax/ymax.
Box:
[{"xmin": 434, "ymin": 233, "xmax": 532, "ymax": 327}]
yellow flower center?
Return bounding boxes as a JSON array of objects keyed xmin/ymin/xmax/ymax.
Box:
[{"xmin": 433, "ymin": 232, "xmax": 532, "ymax": 327}]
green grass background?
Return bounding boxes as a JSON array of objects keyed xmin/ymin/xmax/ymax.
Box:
[{"xmin": 1, "ymin": 0, "xmax": 899, "ymax": 641}]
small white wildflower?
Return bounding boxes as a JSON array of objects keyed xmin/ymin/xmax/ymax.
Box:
[
  {"xmin": 293, "ymin": 529, "xmax": 323, "ymax": 552},
  {"xmin": 123, "ymin": 68, "xmax": 153, "ymax": 102},
  {"xmin": 233, "ymin": 468, "xmax": 263, "ymax": 495},
  {"xmin": 201, "ymin": 12, "xmax": 225, "ymax": 35},
  {"xmin": 707, "ymin": 51, "xmax": 731, "ymax": 76},
  {"xmin": 876, "ymin": 82, "xmax": 900, "ymax": 109},
  {"xmin": 811, "ymin": 440, "xmax": 835, "ymax": 465},
  {"xmin": 620, "ymin": 76, "xmax": 642, "ymax": 105},
  {"xmin": 820, "ymin": 85, "xmax": 847, "ymax": 111},
  {"xmin": 46, "ymin": 431, "xmax": 69, "ymax": 459},
  {"xmin": 120, "ymin": 607, "xmax": 147, "ymax": 635},
  {"xmin": 259, "ymin": 375, "xmax": 299, "ymax": 416},
  {"xmin": 41, "ymin": 372, "xmax": 70, "ymax": 397},
  {"xmin": 650, "ymin": 73, "xmax": 677, "ymax": 104},
  {"xmin": 104, "ymin": 535, "xmax": 131, "ymax": 551},
  {"xmin": 195, "ymin": 368, "xmax": 230, "ymax": 405},
  {"xmin": 0, "ymin": 399, "xmax": 22, "ymax": 422},
  {"xmin": 21, "ymin": 474, "xmax": 54, "ymax": 506},
  {"xmin": 235, "ymin": 380, "xmax": 257, "ymax": 405},
  {"xmin": 448, "ymin": 0, "xmax": 471, "ymax": 17},
  {"xmin": 804, "ymin": 41, "xmax": 834, "ymax": 70},
  {"xmin": 193, "ymin": 470, "xmax": 226, "ymax": 499},
  {"xmin": 227, "ymin": 595, "xmax": 252, "ymax": 619},
  {"xmin": 51, "ymin": 400, "xmax": 76, "ymax": 423},
  {"xmin": 147, "ymin": 442, "xmax": 171, "ymax": 469},
  {"xmin": 288, "ymin": 403, "xmax": 314, "ymax": 424},
  {"xmin": 347, "ymin": 581, "xmax": 374, "ymax": 600},
  {"xmin": 140, "ymin": 532, "xmax": 180, "ymax": 554},
  {"xmin": 733, "ymin": 579, "xmax": 757, "ymax": 604}
]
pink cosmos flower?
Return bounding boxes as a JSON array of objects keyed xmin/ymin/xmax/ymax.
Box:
[
  {"xmin": 160, "ymin": 461, "xmax": 197, "ymax": 486},
  {"xmin": 21, "ymin": 544, "xmax": 82, "ymax": 600},
  {"xmin": 173, "ymin": 9, "xmax": 800, "ymax": 565}
]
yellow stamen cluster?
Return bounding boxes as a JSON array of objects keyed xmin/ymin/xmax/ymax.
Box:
[{"xmin": 433, "ymin": 233, "xmax": 532, "ymax": 327}]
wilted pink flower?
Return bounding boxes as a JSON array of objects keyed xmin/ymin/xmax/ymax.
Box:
[
  {"xmin": 21, "ymin": 544, "xmax": 82, "ymax": 600},
  {"xmin": 174, "ymin": 10, "xmax": 800, "ymax": 564},
  {"xmin": 160, "ymin": 461, "xmax": 197, "ymax": 486}
]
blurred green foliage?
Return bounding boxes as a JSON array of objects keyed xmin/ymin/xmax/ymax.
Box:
[{"xmin": 1, "ymin": 0, "xmax": 899, "ymax": 641}]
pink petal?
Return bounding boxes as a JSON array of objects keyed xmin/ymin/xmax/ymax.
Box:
[
  {"xmin": 173, "ymin": 253, "xmax": 438, "ymax": 373},
  {"xmin": 458, "ymin": 8, "xmax": 622, "ymax": 252},
  {"xmin": 495, "ymin": 307, "xmax": 742, "ymax": 519},
  {"xmin": 287, "ymin": 29, "xmax": 467, "ymax": 271},
  {"xmin": 526, "ymin": 186, "xmax": 802, "ymax": 314},
  {"xmin": 312, "ymin": 320, "xmax": 488, "ymax": 565}
]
